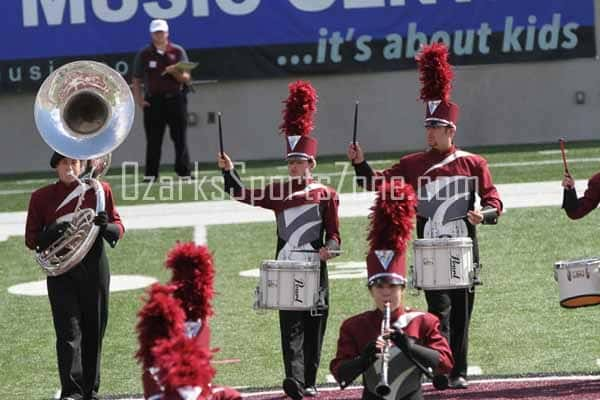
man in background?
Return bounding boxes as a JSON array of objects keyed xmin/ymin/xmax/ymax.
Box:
[{"xmin": 132, "ymin": 19, "xmax": 193, "ymax": 183}]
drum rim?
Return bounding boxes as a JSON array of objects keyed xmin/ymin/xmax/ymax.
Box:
[
  {"xmin": 261, "ymin": 259, "xmax": 320, "ymax": 268},
  {"xmin": 559, "ymin": 294, "xmax": 600, "ymax": 308},
  {"xmin": 413, "ymin": 284, "xmax": 474, "ymax": 290},
  {"xmin": 413, "ymin": 237, "xmax": 473, "ymax": 245},
  {"xmin": 554, "ymin": 257, "xmax": 600, "ymax": 268}
]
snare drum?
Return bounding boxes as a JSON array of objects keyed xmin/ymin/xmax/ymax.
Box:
[
  {"xmin": 412, "ymin": 238, "xmax": 474, "ymax": 290},
  {"xmin": 254, "ymin": 260, "xmax": 325, "ymax": 311},
  {"xmin": 554, "ymin": 258, "xmax": 600, "ymax": 308}
]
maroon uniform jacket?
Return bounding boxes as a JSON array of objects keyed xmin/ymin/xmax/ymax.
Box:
[
  {"xmin": 224, "ymin": 172, "xmax": 341, "ymax": 261},
  {"xmin": 563, "ymin": 173, "xmax": 600, "ymax": 219},
  {"xmin": 25, "ymin": 180, "xmax": 124, "ymax": 250},
  {"xmin": 132, "ymin": 41, "xmax": 189, "ymax": 97},
  {"xmin": 330, "ymin": 308, "xmax": 453, "ymax": 396},
  {"xmin": 356, "ymin": 145, "xmax": 502, "ymax": 263}
]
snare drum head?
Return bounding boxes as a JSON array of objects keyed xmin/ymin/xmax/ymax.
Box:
[
  {"xmin": 261, "ymin": 260, "xmax": 319, "ymax": 269},
  {"xmin": 413, "ymin": 237, "xmax": 473, "ymax": 247}
]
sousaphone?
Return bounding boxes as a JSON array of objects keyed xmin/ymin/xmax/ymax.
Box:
[{"xmin": 33, "ymin": 60, "xmax": 134, "ymax": 276}]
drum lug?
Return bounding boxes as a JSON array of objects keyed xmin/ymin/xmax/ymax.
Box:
[
  {"xmin": 253, "ymin": 286, "xmax": 261, "ymax": 310},
  {"xmin": 408, "ymin": 265, "xmax": 421, "ymax": 296},
  {"xmin": 310, "ymin": 288, "xmax": 328, "ymax": 317},
  {"xmin": 472, "ymin": 263, "xmax": 483, "ymax": 286}
]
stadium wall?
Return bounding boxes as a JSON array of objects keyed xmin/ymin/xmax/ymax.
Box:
[{"xmin": 1, "ymin": 1, "xmax": 599, "ymax": 175}]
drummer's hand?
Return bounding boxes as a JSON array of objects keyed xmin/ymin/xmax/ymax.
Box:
[
  {"xmin": 347, "ymin": 143, "xmax": 365, "ymax": 164},
  {"xmin": 319, "ymin": 246, "xmax": 333, "ymax": 261},
  {"xmin": 217, "ymin": 152, "xmax": 234, "ymax": 171},
  {"xmin": 562, "ymin": 173, "xmax": 575, "ymax": 189},
  {"xmin": 467, "ymin": 210, "xmax": 484, "ymax": 225}
]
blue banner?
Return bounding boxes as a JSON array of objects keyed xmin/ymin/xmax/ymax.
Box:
[{"xmin": 0, "ymin": 0, "xmax": 595, "ymax": 91}]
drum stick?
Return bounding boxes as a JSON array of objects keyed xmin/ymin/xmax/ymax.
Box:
[
  {"xmin": 291, "ymin": 249, "xmax": 343, "ymax": 255},
  {"xmin": 352, "ymin": 101, "xmax": 359, "ymax": 146},
  {"xmin": 559, "ymin": 138, "xmax": 570, "ymax": 175},
  {"xmin": 218, "ymin": 112, "xmax": 224, "ymax": 155}
]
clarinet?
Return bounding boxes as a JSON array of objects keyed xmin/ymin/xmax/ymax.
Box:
[{"xmin": 375, "ymin": 301, "xmax": 391, "ymax": 396}]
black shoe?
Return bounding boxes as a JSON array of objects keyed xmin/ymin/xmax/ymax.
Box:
[
  {"xmin": 432, "ymin": 374, "xmax": 449, "ymax": 390},
  {"xmin": 60, "ymin": 395, "xmax": 83, "ymax": 400},
  {"xmin": 303, "ymin": 386, "xmax": 317, "ymax": 397},
  {"xmin": 283, "ymin": 377, "xmax": 304, "ymax": 400},
  {"xmin": 177, "ymin": 175, "xmax": 196, "ymax": 183},
  {"xmin": 448, "ymin": 376, "xmax": 469, "ymax": 389}
]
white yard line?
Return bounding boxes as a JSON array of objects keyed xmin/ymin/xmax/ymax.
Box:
[
  {"xmin": 0, "ymin": 180, "xmax": 585, "ymax": 242},
  {"xmin": 194, "ymin": 225, "xmax": 207, "ymax": 245},
  {"xmin": 3, "ymin": 157, "xmax": 600, "ymax": 196}
]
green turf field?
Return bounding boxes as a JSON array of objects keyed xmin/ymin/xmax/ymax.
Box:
[
  {"xmin": 1, "ymin": 207, "xmax": 600, "ymax": 399},
  {"xmin": 2, "ymin": 140, "xmax": 600, "ymax": 212}
]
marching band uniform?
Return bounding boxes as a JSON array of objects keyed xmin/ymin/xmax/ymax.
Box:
[
  {"xmin": 221, "ymin": 81, "xmax": 341, "ymax": 399},
  {"xmin": 562, "ymin": 172, "xmax": 600, "ymax": 218},
  {"xmin": 330, "ymin": 180, "xmax": 453, "ymax": 400},
  {"xmin": 137, "ymin": 242, "xmax": 241, "ymax": 400},
  {"xmin": 351, "ymin": 44, "xmax": 502, "ymax": 388},
  {"xmin": 25, "ymin": 152, "xmax": 124, "ymax": 400}
]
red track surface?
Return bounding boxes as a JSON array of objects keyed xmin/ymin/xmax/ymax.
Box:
[{"xmin": 243, "ymin": 377, "xmax": 600, "ymax": 400}]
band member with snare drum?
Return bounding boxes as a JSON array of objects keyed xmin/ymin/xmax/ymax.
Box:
[
  {"xmin": 25, "ymin": 153, "xmax": 124, "ymax": 400},
  {"xmin": 347, "ymin": 44, "xmax": 502, "ymax": 389},
  {"xmin": 562, "ymin": 171, "xmax": 600, "ymax": 219},
  {"xmin": 330, "ymin": 180, "xmax": 453, "ymax": 400},
  {"xmin": 218, "ymin": 81, "xmax": 341, "ymax": 399}
]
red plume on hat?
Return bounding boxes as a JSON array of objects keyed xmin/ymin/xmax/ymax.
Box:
[
  {"xmin": 416, "ymin": 43, "xmax": 459, "ymax": 128},
  {"xmin": 165, "ymin": 242, "xmax": 215, "ymax": 322},
  {"xmin": 136, "ymin": 283, "xmax": 186, "ymax": 369},
  {"xmin": 279, "ymin": 80, "xmax": 319, "ymax": 160},
  {"xmin": 152, "ymin": 334, "xmax": 215, "ymax": 400},
  {"xmin": 366, "ymin": 179, "xmax": 417, "ymax": 286}
]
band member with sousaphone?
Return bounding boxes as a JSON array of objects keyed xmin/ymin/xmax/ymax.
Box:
[
  {"xmin": 25, "ymin": 152, "xmax": 124, "ymax": 400},
  {"xmin": 330, "ymin": 180, "xmax": 453, "ymax": 400},
  {"xmin": 347, "ymin": 43, "xmax": 502, "ymax": 389},
  {"xmin": 218, "ymin": 81, "xmax": 341, "ymax": 399},
  {"xmin": 136, "ymin": 242, "xmax": 242, "ymax": 400},
  {"xmin": 25, "ymin": 61, "xmax": 129, "ymax": 400}
]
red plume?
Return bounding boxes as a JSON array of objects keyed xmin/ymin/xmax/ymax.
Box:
[
  {"xmin": 416, "ymin": 43, "xmax": 453, "ymax": 102},
  {"xmin": 152, "ymin": 335, "xmax": 215, "ymax": 399},
  {"xmin": 279, "ymin": 80, "xmax": 317, "ymax": 136},
  {"xmin": 368, "ymin": 180, "xmax": 417, "ymax": 255},
  {"xmin": 165, "ymin": 242, "xmax": 215, "ymax": 321},
  {"xmin": 136, "ymin": 283, "xmax": 186, "ymax": 368}
]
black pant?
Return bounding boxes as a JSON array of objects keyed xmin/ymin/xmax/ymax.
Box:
[
  {"xmin": 425, "ymin": 288, "xmax": 474, "ymax": 378},
  {"xmin": 47, "ymin": 252, "xmax": 110, "ymax": 400},
  {"xmin": 143, "ymin": 93, "xmax": 191, "ymax": 178},
  {"xmin": 279, "ymin": 264, "xmax": 329, "ymax": 387},
  {"xmin": 279, "ymin": 308, "xmax": 328, "ymax": 387}
]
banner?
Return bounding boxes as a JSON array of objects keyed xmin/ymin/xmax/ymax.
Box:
[{"xmin": 1, "ymin": 0, "xmax": 595, "ymax": 91}]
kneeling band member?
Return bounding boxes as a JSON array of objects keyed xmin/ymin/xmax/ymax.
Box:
[{"xmin": 330, "ymin": 180, "xmax": 453, "ymax": 400}]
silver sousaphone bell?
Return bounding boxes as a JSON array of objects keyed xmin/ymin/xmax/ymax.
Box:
[{"xmin": 33, "ymin": 60, "xmax": 134, "ymax": 276}]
